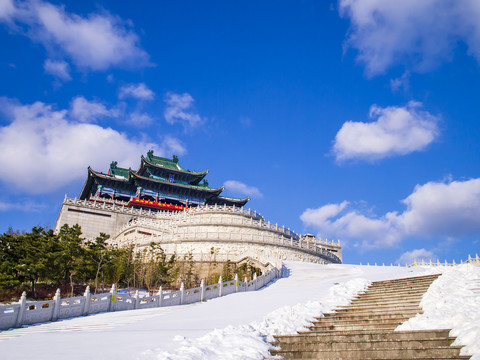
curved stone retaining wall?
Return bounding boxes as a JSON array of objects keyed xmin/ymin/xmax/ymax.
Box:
[{"xmin": 55, "ymin": 197, "xmax": 342, "ymax": 266}]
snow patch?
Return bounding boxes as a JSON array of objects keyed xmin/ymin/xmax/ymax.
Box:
[
  {"xmin": 397, "ymin": 264, "xmax": 480, "ymax": 359},
  {"xmin": 146, "ymin": 278, "xmax": 370, "ymax": 360}
]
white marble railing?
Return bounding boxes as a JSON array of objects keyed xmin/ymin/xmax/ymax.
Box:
[
  {"xmin": 64, "ymin": 196, "xmax": 160, "ymax": 218},
  {"xmin": 0, "ymin": 268, "xmax": 279, "ymax": 331},
  {"xmin": 123, "ymin": 227, "xmax": 341, "ymax": 263},
  {"xmin": 63, "ymin": 197, "xmax": 266, "ymax": 221},
  {"xmin": 185, "ymin": 204, "xmax": 265, "ymax": 221},
  {"xmin": 118, "ymin": 215, "xmax": 340, "ymax": 250}
]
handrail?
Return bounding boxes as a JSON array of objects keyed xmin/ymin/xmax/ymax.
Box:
[{"xmin": 0, "ymin": 267, "xmax": 280, "ymax": 331}]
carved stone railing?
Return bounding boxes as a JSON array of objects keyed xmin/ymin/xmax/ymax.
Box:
[
  {"xmin": 116, "ymin": 215, "xmax": 340, "ymax": 249},
  {"xmin": 62, "ymin": 196, "xmax": 266, "ymax": 221},
  {"xmin": 0, "ymin": 268, "xmax": 279, "ymax": 331},
  {"xmin": 120, "ymin": 226, "xmax": 341, "ymax": 264}
]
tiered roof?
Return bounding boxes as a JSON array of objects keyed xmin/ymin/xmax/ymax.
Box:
[{"xmin": 79, "ymin": 152, "xmax": 249, "ymax": 207}]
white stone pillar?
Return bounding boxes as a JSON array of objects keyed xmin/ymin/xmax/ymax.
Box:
[
  {"xmin": 180, "ymin": 282, "xmax": 185, "ymax": 305},
  {"xmin": 134, "ymin": 290, "xmax": 140, "ymax": 309},
  {"xmin": 200, "ymin": 279, "xmax": 205, "ymax": 302},
  {"xmin": 109, "ymin": 284, "xmax": 116, "ymax": 312},
  {"xmin": 15, "ymin": 291, "xmax": 27, "ymax": 328},
  {"xmin": 157, "ymin": 286, "xmax": 163, "ymax": 307},
  {"xmin": 51, "ymin": 288, "xmax": 61, "ymax": 321},
  {"xmin": 253, "ymin": 273, "xmax": 258, "ymax": 290},
  {"xmin": 218, "ymin": 276, "xmax": 223, "ymax": 297},
  {"xmin": 83, "ymin": 286, "xmax": 91, "ymax": 315}
]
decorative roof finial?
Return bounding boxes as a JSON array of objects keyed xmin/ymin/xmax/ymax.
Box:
[
  {"xmin": 147, "ymin": 149, "xmax": 154, "ymax": 159},
  {"xmin": 172, "ymin": 154, "xmax": 179, "ymax": 163},
  {"xmin": 110, "ymin": 161, "xmax": 118, "ymax": 169}
]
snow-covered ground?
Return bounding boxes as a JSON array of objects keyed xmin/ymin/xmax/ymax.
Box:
[
  {"xmin": 0, "ymin": 262, "xmax": 478, "ymax": 360},
  {"xmin": 397, "ymin": 264, "xmax": 480, "ymax": 359}
]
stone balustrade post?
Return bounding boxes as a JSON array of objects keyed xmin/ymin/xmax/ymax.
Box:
[
  {"xmin": 83, "ymin": 286, "xmax": 91, "ymax": 315},
  {"xmin": 109, "ymin": 284, "xmax": 116, "ymax": 312},
  {"xmin": 180, "ymin": 282, "xmax": 185, "ymax": 304},
  {"xmin": 200, "ymin": 279, "xmax": 205, "ymax": 302},
  {"xmin": 253, "ymin": 273, "xmax": 258, "ymax": 290},
  {"xmin": 134, "ymin": 290, "xmax": 140, "ymax": 309},
  {"xmin": 218, "ymin": 276, "xmax": 223, "ymax": 297},
  {"xmin": 234, "ymin": 274, "xmax": 239, "ymax": 293},
  {"xmin": 15, "ymin": 291, "xmax": 27, "ymax": 328},
  {"xmin": 51, "ymin": 288, "xmax": 61, "ymax": 321},
  {"xmin": 157, "ymin": 286, "xmax": 163, "ymax": 307}
]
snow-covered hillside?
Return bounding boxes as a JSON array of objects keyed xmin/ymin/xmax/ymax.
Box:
[{"xmin": 0, "ymin": 262, "xmax": 478, "ymax": 360}]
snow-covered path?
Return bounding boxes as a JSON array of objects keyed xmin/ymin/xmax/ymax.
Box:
[{"xmin": 0, "ymin": 263, "xmax": 440, "ymax": 360}]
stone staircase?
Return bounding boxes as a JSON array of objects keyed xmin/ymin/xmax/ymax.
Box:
[{"xmin": 268, "ymin": 274, "xmax": 470, "ymax": 359}]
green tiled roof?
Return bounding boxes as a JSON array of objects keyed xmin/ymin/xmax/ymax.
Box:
[
  {"xmin": 109, "ymin": 161, "xmax": 131, "ymax": 179},
  {"xmin": 145, "ymin": 151, "xmax": 207, "ymax": 176},
  {"xmin": 146, "ymin": 151, "xmax": 183, "ymax": 171}
]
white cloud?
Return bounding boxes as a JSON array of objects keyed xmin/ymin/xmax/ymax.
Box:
[
  {"xmin": 0, "ymin": 97, "xmax": 183, "ymax": 193},
  {"xmin": 398, "ymin": 178, "xmax": 480, "ymax": 238},
  {"xmin": 70, "ymin": 96, "xmax": 118, "ymax": 123},
  {"xmin": 390, "ymin": 71, "xmax": 410, "ymax": 92},
  {"xmin": 300, "ymin": 178, "xmax": 480, "ymax": 248},
  {"xmin": 158, "ymin": 136, "xmax": 186, "ymax": 157},
  {"xmin": 301, "ymin": 201, "xmax": 400, "ymax": 248},
  {"xmin": 0, "ymin": 199, "xmax": 46, "ymax": 212},
  {"xmin": 119, "ymin": 83, "xmax": 154, "ymax": 101},
  {"xmin": 43, "ymin": 59, "xmax": 71, "ymax": 81},
  {"xmin": 339, "ymin": 0, "xmax": 480, "ymax": 76},
  {"xmin": 127, "ymin": 111, "xmax": 153, "ymax": 127},
  {"xmin": 224, "ymin": 180, "xmax": 262, "ymax": 198},
  {"xmin": 164, "ymin": 92, "xmax": 203, "ymax": 129},
  {"xmin": 333, "ymin": 101, "xmax": 439, "ymax": 162},
  {"xmin": 1, "ymin": 0, "xmax": 150, "ymax": 71},
  {"xmin": 0, "ymin": 0, "xmax": 15, "ymax": 21},
  {"xmin": 396, "ymin": 249, "xmax": 438, "ymax": 265}
]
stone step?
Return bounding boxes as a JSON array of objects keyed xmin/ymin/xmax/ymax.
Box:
[
  {"xmin": 265, "ymin": 274, "xmax": 469, "ymax": 360},
  {"xmin": 369, "ymin": 278, "xmax": 436, "ymax": 288},
  {"xmin": 362, "ymin": 289, "xmax": 431, "ymax": 296},
  {"xmin": 276, "ymin": 329, "xmax": 452, "ymax": 343},
  {"xmin": 336, "ymin": 305, "xmax": 422, "ymax": 313},
  {"xmin": 370, "ymin": 275, "xmax": 440, "ymax": 283},
  {"xmin": 366, "ymin": 285, "xmax": 435, "ymax": 292},
  {"xmin": 367, "ymin": 278, "xmax": 438, "ymax": 286},
  {"xmin": 352, "ymin": 290, "xmax": 429, "ymax": 299},
  {"xmin": 366, "ymin": 284, "xmax": 434, "ymax": 291},
  {"xmin": 275, "ymin": 337, "xmax": 456, "ymax": 351},
  {"xmin": 308, "ymin": 323, "xmax": 403, "ymax": 332},
  {"xmin": 319, "ymin": 311, "xmax": 420, "ymax": 321},
  {"xmin": 312, "ymin": 317, "xmax": 411, "ymax": 326},
  {"xmin": 266, "ymin": 357, "xmax": 470, "ymax": 360},
  {"xmin": 270, "ymin": 345, "xmax": 464, "ymax": 359},
  {"xmin": 349, "ymin": 298, "xmax": 423, "ymax": 306},
  {"xmin": 327, "ymin": 310, "xmax": 420, "ymax": 318}
]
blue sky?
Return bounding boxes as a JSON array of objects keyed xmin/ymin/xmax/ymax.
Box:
[{"xmin": 0, "ymin": 0, "xmax": 479, "ymax": 265}]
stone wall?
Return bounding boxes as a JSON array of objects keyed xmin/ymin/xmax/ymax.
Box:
[{"xmin": 55, "ymin": 197, "xmax": 342, "ymax": 265}]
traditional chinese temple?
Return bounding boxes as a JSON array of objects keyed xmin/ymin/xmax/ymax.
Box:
[{"xmin": 79, "ymin": 151, "xmax": 249, "ymax": 211}]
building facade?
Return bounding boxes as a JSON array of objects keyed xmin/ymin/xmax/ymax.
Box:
[{"xmin": 55, "ymin": 154, "xmax": 342, "ymax": 266}]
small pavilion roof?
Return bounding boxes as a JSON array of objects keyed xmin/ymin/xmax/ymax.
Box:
[
  {"xmin": 214, "ymin": 195, "xmax": 250, "ymax": 206},
  {"xmin": 143, "ymin": 152, "xmax": 208, "ymax": 176},
  {"xmin": 108, "ymin": 161, "xmax": 131, "ymax": 179}
]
